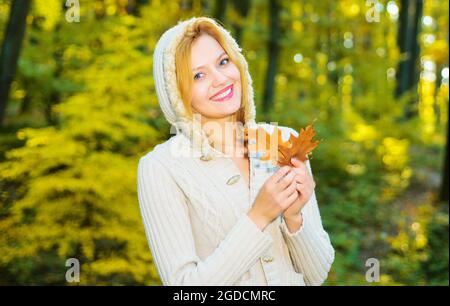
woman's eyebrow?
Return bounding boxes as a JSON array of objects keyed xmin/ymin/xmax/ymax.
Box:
[{"xmin": 192, "ymin": 51, "xmax": 227, "ymax": 71}]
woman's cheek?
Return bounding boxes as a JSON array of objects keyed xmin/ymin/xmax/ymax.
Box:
[
  {"xmin": 192, "ymin": 85, "xmax": 209, "ymax": 107},
  {"xmin": 201, "ymin": 85, "xmax": 211, "ymax": 104},
  {"xmin": 228, "ymin": 66, "xmax": 240, "ymax": 80}
]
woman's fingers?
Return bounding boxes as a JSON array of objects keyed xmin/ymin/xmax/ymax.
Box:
[
  {"xmin": 283, "ymin": 188, "xmax": 299, "ymax": 208},
  {"xmin": 276, "ymin": 170, "xmax": 296, "ymax": 190},
  {"xmin": 296, "ymin": 182, "xmax": 304, "ymax": 193},
  {"xmin": 269, "ymin": 166, "xmax": 291, "ymax": 185},
  {"xmin": 280, "ymin": 179, "xmax": 298, "ymax": 199},
  {"xmin": 291, "ymin": 158, "xmax": 308, "ymax": 172},
  {"xmin": 291, "ymin": 166, "xmax": 308, "ymax": 179},
  {"xmin": 290, "ymin": 157, "xmax": 302, "ymax": 167},
  {"xmin": 294, "ymin": 172, "xmax": 308, "ymax": 183}
]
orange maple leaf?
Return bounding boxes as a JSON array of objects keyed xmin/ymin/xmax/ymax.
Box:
[{"xmin": 244, "ymin": 122, "xmax": 321, "ymax": 166}]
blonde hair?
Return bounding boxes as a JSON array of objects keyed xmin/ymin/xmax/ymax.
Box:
[{"xmin": 175, "ymin": 17, "xmax": 246, "ymax": 124}]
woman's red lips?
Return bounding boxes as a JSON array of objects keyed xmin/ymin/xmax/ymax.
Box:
[{"xmin": 210, "ymin": 84, "xmax": 233, "ymax": 100}]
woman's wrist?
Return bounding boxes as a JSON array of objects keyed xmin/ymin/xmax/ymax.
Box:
[
  {"xmin": 283, "ymin": 212, "xmax": 303, "ymax": 233},
  {"xmin": 247, "ymin": 208, "xmax": 270, "ymax": 231},
  {"xmin": 283, "ymin": 211, "xmax": 303, "ymax": 221}
]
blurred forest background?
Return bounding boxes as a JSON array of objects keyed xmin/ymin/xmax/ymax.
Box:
[{"xmin": 0, "ymin": 0, "xmax": 448, "ymax": 285}]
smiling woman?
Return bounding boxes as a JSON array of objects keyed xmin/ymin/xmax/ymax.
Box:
[
  {"xmin": 138, "ymin": 16, "xmax": 335, "ymax": 286},
  {"xmin": 174, "ymin": 19, "xmax": 248, "ymax": 125},
  {"xmin": 189, "ymin": 35, "xmax": 242, "ymax": 118}
]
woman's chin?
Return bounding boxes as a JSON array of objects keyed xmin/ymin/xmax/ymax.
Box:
[
  {"xmin": 210, "ymin": 96, "xmax": 240, "ymax": 109},
  {"xmin": 207, "ymin": 107, "xmax": 241, "ymax": 120}
]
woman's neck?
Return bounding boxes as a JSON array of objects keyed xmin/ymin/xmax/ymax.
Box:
[{"xmin": 201, "ymin": 115, "xmax": 246, "ymax": 157}]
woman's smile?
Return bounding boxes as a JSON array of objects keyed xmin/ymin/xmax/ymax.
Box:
[{"xmin": 210, "ymin": 84, "xmax": 234, "ymax": 102}]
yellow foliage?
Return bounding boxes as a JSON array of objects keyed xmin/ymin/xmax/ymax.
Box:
[
  {"xmin": 378, "ymin": 137, "xmax": 410, "ymax": 171},
  {"xmin": 349, "ymin": 123, "xmax": 379, "ymax": 149},
  {"xmin": 33, "ymin": 0, "xmax": 61, "ymax": 31}
]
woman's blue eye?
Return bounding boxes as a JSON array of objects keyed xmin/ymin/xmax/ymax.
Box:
[{"xmin": 194, "ymin": 58, "xmax": 230, "ymax": 80}]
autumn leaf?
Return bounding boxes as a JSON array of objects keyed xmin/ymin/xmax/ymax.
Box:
[
  {"xmin": 278, "ymin": 124, "xmax": 321, "ymax": 164},
  {"xmin": 244, "ymin": 122, "xmax": 321, "ymax": 166}
]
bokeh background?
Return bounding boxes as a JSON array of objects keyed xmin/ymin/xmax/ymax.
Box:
[{"xmin": 0, "ymin": 0, "xmax": 448, "ymax": 285}]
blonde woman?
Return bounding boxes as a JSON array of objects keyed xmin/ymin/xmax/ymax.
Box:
[{"xmin": 137, "ymin": 16, "xmax": 334, "ymax": 286}]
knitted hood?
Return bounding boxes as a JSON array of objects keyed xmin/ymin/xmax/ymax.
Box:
[{"xmin": 152, "ymin": 16, "xmax": 257, "ymax": 160}]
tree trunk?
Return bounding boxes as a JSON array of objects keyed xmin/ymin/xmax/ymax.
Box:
[
  {"xmin": 396, "ymin": 0, "xmax": 423, "ymax": 118},
  {"xmin": 180, "ymin": 0, "xmax": 193, "ymax": 11},
  {"xmin": 231, "ymin": 0, "xmax": 251, "ymax": 46},
  {"xmin": 440, "ymin": 118, "xmax": 449, "ymax": 202},
  {"xmin": 212, "ymin": 0, "xmax": 227, "ymax": 23},
  {"xmin": 0, "ymin": 0, "xmax": 31, "ymax": 127},
  {"xmin": 19, "ymin": 79, "xmax": 31, "ymax": 115},
  {"xmin": 262, "ymin": 0, "xmax": 282, "ymax": 116}
]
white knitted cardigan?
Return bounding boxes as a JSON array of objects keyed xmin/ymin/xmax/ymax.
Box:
[{"xmin": 141, "ymin": 16, "xmax": 335, "ymax": 286}]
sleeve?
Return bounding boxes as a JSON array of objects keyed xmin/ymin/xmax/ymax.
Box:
[
  {"xmin": 278, "ymin": 158, "xmax": 335, "ymax": 286},
  {"xmin": 137, "ymin": 155, "xmax": 274, "ymax": 286}
]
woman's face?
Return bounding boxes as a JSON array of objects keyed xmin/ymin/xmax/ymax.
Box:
[{"xmin": 190, "ymin": 34, "xmax": 242, "ymax": 122}]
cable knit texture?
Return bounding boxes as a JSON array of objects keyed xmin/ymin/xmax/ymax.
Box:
[{"xmin": 138, "ymin": 16, "xmax": 334, "ymax": 286}]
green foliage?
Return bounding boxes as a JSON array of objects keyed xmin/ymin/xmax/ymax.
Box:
[{"xmin": 0, "ymin": 1, "xmax": 178, "ymax": 285}]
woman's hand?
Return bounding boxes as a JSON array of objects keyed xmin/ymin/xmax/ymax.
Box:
[
  {"xmin": 283, "ymin": 158, "xmax": 316, "ymax": 220},
  {"xmin": 248, "ymin": 166, "xmax": 299, "ymax": 230}
]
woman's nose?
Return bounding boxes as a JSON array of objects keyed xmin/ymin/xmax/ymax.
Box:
[{"xmin": 211, "ymin": 68, "xmax": 228, "ymax": 86}]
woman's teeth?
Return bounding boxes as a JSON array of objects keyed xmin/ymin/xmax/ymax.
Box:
[{"xmin": 212, "ymin": 87, "xmax": 232, "ymax": 100}]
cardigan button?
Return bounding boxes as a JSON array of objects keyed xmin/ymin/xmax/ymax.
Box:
[
  {"xmin": 200, "ymin": 155, "xmax": 212, "ymax": 161},
  {"xmin": 226, "ymin": 174, "xmax": 241, "ymax": 185},
  {"xmin": 262, "ymin": 255, "xmax": 274, "ymax": 263}
]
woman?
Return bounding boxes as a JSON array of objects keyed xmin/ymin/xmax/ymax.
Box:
[{"xmin": 137, "ymin": 16, "xmax": 334, "ymax": 286}]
